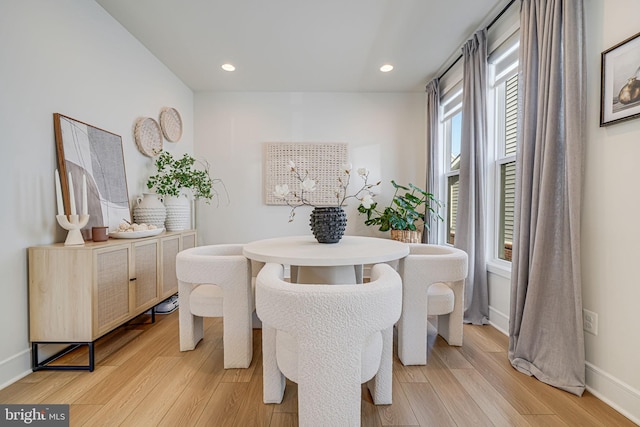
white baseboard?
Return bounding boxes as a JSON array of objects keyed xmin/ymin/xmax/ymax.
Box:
[
  {"xmin": 488, "ymin": 305, "xmax": 509, "ymax": 335},
  {"xmin": 0, "ymin": 348, "xmax": 32, "ymax": 391},
  {"xmin": 585, "ymin": 362, "xmax": 640, "ymax": 425}
]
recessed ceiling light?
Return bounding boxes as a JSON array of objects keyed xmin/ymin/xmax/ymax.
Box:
[
  {"xmin": 380, "ymin": 64, "xmax": 394, "ymax": 72},
  {"xmin": 221, "ymin": 63, "xmax": 236, "ymax": 72}
]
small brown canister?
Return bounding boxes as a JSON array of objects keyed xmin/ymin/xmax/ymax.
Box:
[{"xmin": 92, "ymin": 226, "xmax": 109, "ymax": 242}]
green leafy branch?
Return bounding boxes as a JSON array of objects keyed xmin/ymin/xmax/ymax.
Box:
[{"xmin": 146, "ymin": 151, "xmax": 228, "ymax": 204}]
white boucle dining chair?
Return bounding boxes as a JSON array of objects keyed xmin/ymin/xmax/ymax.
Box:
[
  {"xmin": 256, "ymin": 262, "xmax": 402, "ymax": 427},
  {"xmin": 397, "ymin": 243, "xmax": 468, "ymax": 366},
  {"xmin": 176, "ymin": 244, "xmax": 254, "ymax": 369}
]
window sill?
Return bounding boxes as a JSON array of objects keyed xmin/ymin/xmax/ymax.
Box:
[{"xmin": 486, "ymin": 260, "xmax": 511, "ymax": 279}]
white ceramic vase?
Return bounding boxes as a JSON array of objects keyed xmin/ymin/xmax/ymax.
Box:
[
  {"xmin": 164, "ymin": 194, "xmax": 191, "ymax": 231},
  {"xmin": 133, "ymin": 193, "xmax": 167, "ymax": 228}
]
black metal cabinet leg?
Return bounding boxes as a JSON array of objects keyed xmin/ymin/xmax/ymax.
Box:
[{"xmin": 31, "ymin": 342, "xmax": 94, "ymax": 372}]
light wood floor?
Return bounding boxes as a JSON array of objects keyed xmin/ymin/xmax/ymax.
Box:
[{"xmin": 1, "ymin": 311, "xmax": 635, "ymax": 426}]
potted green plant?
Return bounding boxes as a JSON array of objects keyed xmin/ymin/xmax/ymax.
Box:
[
  {"xmin": 146, "ymin": 150, "xmax": 219, "ymax": 201},
  {"xmin": 358, "ymin": 180, "xmax": 442, "ymax": 242},
  {"xmin": 146, "ymin": 150, "xmax": 226, "ymax": 230}
]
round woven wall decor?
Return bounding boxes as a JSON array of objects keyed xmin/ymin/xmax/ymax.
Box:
[
  {"xmin": 159, "ymin": 107, "xmax": 183, "ymax": 142},
  {"xmin": 134, "ymin": 117, "xmax": 163, "ymax": 157}
]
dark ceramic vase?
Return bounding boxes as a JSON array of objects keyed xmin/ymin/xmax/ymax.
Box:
[{"xmin": 309, "ymin": 207, "xmax": 347, "ymax": 243}]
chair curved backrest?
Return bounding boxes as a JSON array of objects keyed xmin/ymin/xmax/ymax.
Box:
[
  {"xmin": 399, "ymin": 243, "xmax": 468, "ymax": 284},
  {"xmin": 257, "ymin": 263, "xmax": 400, "ymax": 341},
  {"xmin": 397, "ymin": 243, "xmax": 468, "ymax": 366},
  {"xmin": 256, "ymin": 262, "xmax": 402, "ymax": 427},
  {"xmin": 176, "ymin": 244, "xmax": 253, "ymax": 369},
  {"xmin": 176, "ymin": 244, "xmax": 249, "ymax": 287}
]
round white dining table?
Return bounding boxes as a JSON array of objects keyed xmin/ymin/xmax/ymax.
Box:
[{"xmin": 243, "ymin": 235, "xmax": 409, "ymax": 284}]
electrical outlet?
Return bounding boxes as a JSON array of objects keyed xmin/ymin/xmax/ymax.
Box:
[{"xmin": 583, "ymin": 309, "xmax": 598, "ymax": 336}]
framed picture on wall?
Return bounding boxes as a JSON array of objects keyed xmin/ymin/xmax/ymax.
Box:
[
  {"xmin": 54, "ymin": 113, "xmax": 131, "ymax": 238},
  {"xmin": 600, "ymin": 31, "xmax": 640, "ymax": 126}
]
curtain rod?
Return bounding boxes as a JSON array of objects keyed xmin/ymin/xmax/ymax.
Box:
[{"xmin": 435, "ymin": 0, "xmax": 517, "ymax": 82}]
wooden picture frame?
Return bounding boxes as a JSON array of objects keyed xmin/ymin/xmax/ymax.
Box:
[
  {"xmin": 600, "ymin": 31, "xmax": 640, "ymax": 126},
  {"xmin": 54, "ymin": 113, "xmax": 131, "ymax": 238}
]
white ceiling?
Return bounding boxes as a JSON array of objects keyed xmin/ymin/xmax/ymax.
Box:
[{"xmin": 96, "ymin": 0, "xmax": 506, "ymax": 93}]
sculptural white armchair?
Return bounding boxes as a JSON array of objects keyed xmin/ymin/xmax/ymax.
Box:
[
  {"xmin": 176, "ymin": 244, "xmax": 253, "ymax": 369},
  {"xmin": 256, "ymin": 262, "xmax": 402, "ymax": 427},
  {"xmin": 397, "ymin": 243, "xmax": 468, "ymax": 366}
]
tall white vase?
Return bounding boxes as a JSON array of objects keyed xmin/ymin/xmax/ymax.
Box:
[
  {"xmin": 164, "ymin": 194, "xmax": 191, "ymax": 231},
  {"xmin": 133, "ymin": 193, "xmax": 167, "ymax": 228}
]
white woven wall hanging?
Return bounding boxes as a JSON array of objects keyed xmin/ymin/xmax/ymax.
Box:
[
  {"xmin": 159, "ymin": 107, "xmax": 183, "ymax": 142},
  {"xmin": 264, "ymin": 142, "xmax": 349, "ymax": 206},
  {"xmin": 134, "ymin": 117, "xmax": 163, "ymax": 157}
]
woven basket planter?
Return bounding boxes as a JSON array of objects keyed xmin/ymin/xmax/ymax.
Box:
[{"xmin": 390, "ymin": 229, "xmax": 422, "ymax": 243}]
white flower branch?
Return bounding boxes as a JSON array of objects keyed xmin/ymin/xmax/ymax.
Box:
[{"xmin": 273, "ymin": 161, "xmax": 379, "ymax": 222}]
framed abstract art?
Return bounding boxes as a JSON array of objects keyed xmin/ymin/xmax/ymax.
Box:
[{"xmin": 54, "ymin": 113, "xmax": 131, "ymax": 238}]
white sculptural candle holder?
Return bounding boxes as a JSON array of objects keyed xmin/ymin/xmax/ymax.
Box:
[
  {"xmin": 55, "ymin": 169, "xmax": 90, "ymax": 246},
  {"xmin": 56, "ymin": 214, "xmax": 90, "ymax": 246}
]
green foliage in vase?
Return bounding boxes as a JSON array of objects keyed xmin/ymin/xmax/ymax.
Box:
[
  {"xmin": 358, "ymin": 180, "xmax": 443, "ymax": 232},
  {"xmin": 146, "ymin": 150, "xmax": 225, "ymax": 203}
]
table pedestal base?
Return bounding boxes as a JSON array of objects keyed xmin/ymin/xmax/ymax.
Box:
[{"xmin": 291, "ymin": 265, "xmax": 363, "ymax": 284}]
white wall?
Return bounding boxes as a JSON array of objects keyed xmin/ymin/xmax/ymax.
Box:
[
  {"xmin": 0, "ymin": 0, "xmax": 193, "ymax": 387},
  {"xmin": 194, "ymin": 92, "xmax": 426, "ymax": 245},
  {"xmin": 581, "ymin": 0, "xmax": 640, "ymax": 422},
  {"xmin": 3, "ymin": 0, "xmax": 638, "ymax": 422},
  {"xmin": 485, "ymin": 1, "xmax": 640, "ymax": 422},
  {"xmin": 487, "ymin": 267, "xmax": 510, "ymax": 333}
]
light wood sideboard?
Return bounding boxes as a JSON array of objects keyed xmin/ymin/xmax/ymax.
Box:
[{"xmin": 28, "ymin": 230, "xmax": 196, "ymax": 371}]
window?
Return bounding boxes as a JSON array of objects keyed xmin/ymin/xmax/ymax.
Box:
[
  {"xmin": 441, "ymin": 89, "xmax": 462, "ymax": 245},
  {"xmin": 490, "ymin": 41, "xmax": 519, "ymax": 262},
  {"xmin": 498, "ymin": 75, "xmax": 518, "ymax": 261},
  {"xmin": 437, "ymin": 29, "xmax": 519, "ymax": 256}
]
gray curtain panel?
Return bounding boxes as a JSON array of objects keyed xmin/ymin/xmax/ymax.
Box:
[
  {"xmin": 425, "ymin": 79, "xmax": 441, "ymax": 244},
  {"xmin": 508, "ymin": 0, "xmax": 586, "ymax": 396},
  {"xmin": 456, "ymin": 29, "xmax": 489, "ymax": 325}
]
